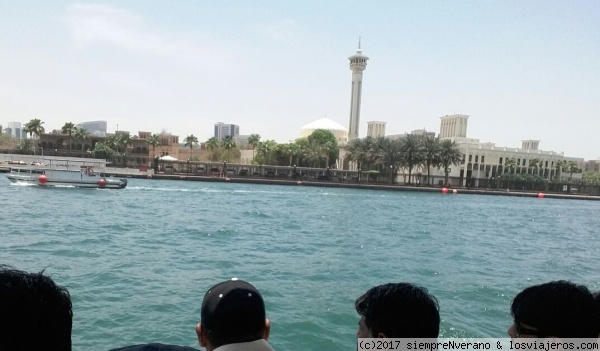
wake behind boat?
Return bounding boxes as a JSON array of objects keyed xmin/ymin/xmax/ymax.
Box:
[{"xmin": 5, "ymin": 158, "xmax": 127, "ymax": 189}]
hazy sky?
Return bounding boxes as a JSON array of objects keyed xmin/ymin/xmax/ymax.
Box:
[{"xmin": 1, "ymin": 1, "xmax": 598, "ymax": 159}]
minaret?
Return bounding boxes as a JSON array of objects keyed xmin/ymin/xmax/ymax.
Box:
[{"xmin": 348, "ymin": 38, "xmax": 369, "ymax": 141}]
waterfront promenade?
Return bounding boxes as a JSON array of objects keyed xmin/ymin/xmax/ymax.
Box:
[{"xmin": 1, "ymin": 153, "xmax": 598, "ymax": 201}]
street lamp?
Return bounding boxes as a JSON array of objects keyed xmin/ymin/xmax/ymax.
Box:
[
  {"xmin": 358, "ymin": 167, "xmax": 361, "ymax": 184},
  {"xmin": 390, "ymin": 164, "xmax": 393, "ymax": 185}
]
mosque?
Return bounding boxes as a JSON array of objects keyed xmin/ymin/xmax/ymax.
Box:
[{"xmin": 299, "ymin": 40, "xmax": 583, "ymax": 186}]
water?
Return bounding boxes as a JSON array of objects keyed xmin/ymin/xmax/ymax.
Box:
[{"xmin": 1, "ymin": 177, "xmax": 599, "ymax": 350}]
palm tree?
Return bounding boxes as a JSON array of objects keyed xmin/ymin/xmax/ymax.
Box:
[
  {"xmin": 61, "ymin": 122, "xmax": 76, "ymax": 151},
  {"xmin": 422, "ymin": 136, "xmax": 442, "ymax": 185},
  {"xmin": 247, "ymin": 134, "xmax": 261, "ymax": 161},
  {"xmin": 206, "ymin": 137, "xmax": 220, "ymax": 151},
  {"xmin": 221, "ymin": 136, "xmax": 236, "ymax": 162},
  {"xmin": 346, "ymin": 136, "xmax": 377, "ymax": 171},
  {"xmin": 73, "ymin": 127, "xmax": 90, "ymax": 152},
  {"xmin": 554, "ymin": 160, "xmax": 566, "ymax": 181},
  {"xmin": 399, "ymin": 134, "xmax": 424, "ymax": 185},
  {"xmin": 529, "ymin": 158, "xmax": 540, "ymax": 175},
  {"xmin": 146, "ymin": 134, "xmax": 161, "ymax": 160},
  {"xmin": 24, "ymin": 118, "xmax": 45, "ymax": 139},
  {"xmin": 439, "ymin": 139, "xmax": 463, "ymax": 187},
  {"xmin": 504, "ymin": 158, "xmax": 517, "ymax": 174},
  {"xmin": 565, "ymin": 160, "xmax": 580, "ymax": 189},
  {"xmin": 376, "ymin": 137, "xmax": 404, "ymax": 184},
  {"xmin": 184, "ymin": 134, "xmax": 199, "ymax": 159}
]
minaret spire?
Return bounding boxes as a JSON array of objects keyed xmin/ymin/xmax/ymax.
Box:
[{"xmin": 347, "ymin": 40, "xmax": 369, "ymax": 141}]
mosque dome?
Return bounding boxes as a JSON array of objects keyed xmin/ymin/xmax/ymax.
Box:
[{"xmin": 300, "ymin": 118, "xmax": 348, "ymax": 143}]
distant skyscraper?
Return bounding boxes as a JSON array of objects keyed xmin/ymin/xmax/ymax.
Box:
[
  {"xmin": 7, "ymin": 122, "xmax": 22, "ymax": 140},
  {"xmin": 76, "ymin": 120, "xmax": 107, "ymax": 137},
  {"xmin": 214, "ymin": 122, "xmax": 240, "ymax": 141},
  {"xmin": 348, "ymin": 38, "xmax": 369, "ymax": 141}
]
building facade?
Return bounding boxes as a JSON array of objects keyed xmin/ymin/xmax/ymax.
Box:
[
  {"xmin": 7, "ymin": 122, "xmax": 23, "ymax": 139},
  {"xmin": 214, "ymin": 123, "xmax": 239, "ymax": 141}
]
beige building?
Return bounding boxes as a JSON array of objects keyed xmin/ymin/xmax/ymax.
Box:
[{"xmin": 367, "ymin": 121, "xmax": 386, "ymax": 138}]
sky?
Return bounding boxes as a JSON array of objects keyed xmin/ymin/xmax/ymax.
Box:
[{"xmin": 0, "ymin": 0, "xmax": 599, "ymax": 159}]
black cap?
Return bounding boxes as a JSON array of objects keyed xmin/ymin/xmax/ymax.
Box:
[{"xmin": 201, "ymin": 278, "xmax": 265, "ymax": 333}]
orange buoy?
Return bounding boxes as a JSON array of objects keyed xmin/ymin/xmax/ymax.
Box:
[
  {"xmin": 38, "ymin": 174, "xmax": 48, "ymax": 184},
  {"xmin": 537, "ymin": 192, "xmax": 544, "ymax": 199}
]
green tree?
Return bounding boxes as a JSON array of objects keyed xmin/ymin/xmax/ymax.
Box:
[
  {"xmin": 92, "ymin": 142, "xmax": 118, "ymax": 161},
  {"xmin": 73, "ymin": 127, "xmax": 90, "ymax": 152},
  {"xmin": 422, "ymin": 136, "xmax": 442, "ymax": 185},
  {"xmin": 147, "ymin": 134, "xmax": 161, "ymax": 160},
  {"xmin": 184, "ymin": 134, "xmax": 199, "ymax": 159},
  {"xmin": 255, "ymin": 140, "xmax": 278, "ymax": 165},
  {"xmin": 247, "ymin": 134, "xmax": 261, "ymax": 161},
  {"xmin": 554, "ymin": 160, "xmax": 566, "ymax": 181},
  {"xmin": 529, "ymin": 158, "xmax": 540, "ymax": 175},
  {"xmin": 61, "ymin": 122, "xmax": 76, "ymax": 151},
  {"xmin": 307, "ymin": 129, "xmax": 338, "ymax": 168},
  {"xmin": 399, "ymin": 134, "xmax": 424, "ymax": 185},
  {"xmin": 504, "ymin": 158, "xmax": 516, "ymax": 174},
  {"xmin": 346, "ymin": 136, "xmax": 377, "ymax": 171},
  {"xmin": 439, "ymin": 139, "xmax": 463, "ymax": 187},
  {"xmin": 221, "ymin": 136, "xmax": 237, "ymax": 162},
  {"xmin": 565, "ymin": 160, "xmax": 580, "ymax": 191},
  {"xmin": 375, "ymin": 137, "xmax": 404, "ymax": 184},
  {"xmin": 24, "ymin": 118, "xmax": 45, "ymax": 139}
]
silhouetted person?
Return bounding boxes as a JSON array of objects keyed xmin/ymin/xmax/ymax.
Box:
[
  {"xmin": 355, "ymin": 282, "xmax": 440, "ymax": 338},
  {"xmin": 196, "ymin": 278, "xmax": 274, "ymax": 351},
  {"xmin": 507, "ymin": 280, "xmax": 600, "ymax": 338},
  {"xmin": 0, "ymin": 265, "xmax": 73, "ymax": 351}
]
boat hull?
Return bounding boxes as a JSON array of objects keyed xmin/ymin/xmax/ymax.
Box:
[{"xmin": 5, "ymin": 172, "xmax": 127, "ymax": 189}]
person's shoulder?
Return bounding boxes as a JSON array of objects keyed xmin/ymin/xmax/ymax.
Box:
[{"xmin": 108, "ymin": 343, "xmax": 200, "ymax": 351}]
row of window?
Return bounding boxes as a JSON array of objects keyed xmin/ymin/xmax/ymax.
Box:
[{"xmin": 465, "ymin": 154, "xmax": 554, "ymax": 168}]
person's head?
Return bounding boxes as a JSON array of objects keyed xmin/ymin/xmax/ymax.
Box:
[
  {"xmin": 355, "ymin": 282, "xmax": 440, "ymax": 338},
  {"xmin": 196, "ymin": 278, "xmax": 270, "ymax": 351},
  {"xmin": 0, "ymin": 265, "xmax": 73, "ymax": 351},
  {"xmin": 508, "ymin": 280, "xmax": 600, "ymax": 338}
]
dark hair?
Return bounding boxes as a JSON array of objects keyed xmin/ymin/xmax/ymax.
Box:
[
  {"xmin": 0, "ymin": 265, "xmax": 73, "ymax": 351},
  {"xmin": 511, "ymin": 280, "xmax": 600, "ymax": 338},
  {"xmin": 355, "ymin": 282, "xmax": 440, "ymax": 338},
  {"xmin": 200, "ymin": 280, "xmax": 266, "ymax": 349}
]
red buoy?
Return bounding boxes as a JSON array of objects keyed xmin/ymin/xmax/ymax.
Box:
[
  {"xmin": 537, "ymin": 192, "xmax": 544, "ymax": 199},
  {"xmin": 98, "ymin": 178, "xmax": 106, "ymax": 188},
  {"xmin": 38, "ymin": 174, "xmax": 48, "ymax": 184},
  {"xmin": 441, "ymin": 187, "xmax": 448, "ymax": 194}
]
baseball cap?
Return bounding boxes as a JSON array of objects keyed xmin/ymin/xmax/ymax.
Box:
[{"xmin": 200, "ymin": 278, "xmax": 266, "ymax": 333}]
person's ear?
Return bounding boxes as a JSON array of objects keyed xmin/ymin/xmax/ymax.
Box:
[
  {"xmin": 377, "ymin": 331, "xmax": 388, "ymax": 338},
  {"xmin": 196, "ymin": 323, "xmax": 208, "ymax": 347},
  {"xmin": 263, "ymin": 318, "xmax": 271, "ymax": 341}
]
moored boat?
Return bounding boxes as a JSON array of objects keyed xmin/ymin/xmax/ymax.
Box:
[{"xmin": 5, "ymin": 158, "xmax": 127, "ymax": 189}]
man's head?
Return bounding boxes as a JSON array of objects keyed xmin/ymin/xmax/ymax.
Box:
[
  {"xmin": 355, "ymin": 282, "xmax": 440, "ymax": 338},
  {"xmin": 508, "ymin": 280, "xmax": 600, "ymax": 338},
  {"xmin": 196, "ymin": 278, "xmax": 270, "ymax": 350},
  {"xmin": 0, "ymin": 265, "xmax": 73, "ymax": 351}
]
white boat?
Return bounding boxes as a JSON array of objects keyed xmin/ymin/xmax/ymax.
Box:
[{"xmin": 5, "ymin": 158, "xmax": 127, "ymax": 189}]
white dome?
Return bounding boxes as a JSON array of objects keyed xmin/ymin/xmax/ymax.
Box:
[{"xmin": 301, "ymin": 118, "xmax": 348, "ymax": 132}]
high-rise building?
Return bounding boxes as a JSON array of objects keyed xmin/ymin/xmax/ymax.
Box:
[
  {"xmin": 76, "ymin": 120, "xmax": 107, "ymax": 137},
  {"xmin": 7, "ymin": 122, "xmax": 22, "ymax": 140},
  {"xmin": 214, "ymin": 123, "xmax": 240, "ymax": 141},
  {"xmin": 348, "ymin": 39, "xmax": 368, "ymax": 141}
]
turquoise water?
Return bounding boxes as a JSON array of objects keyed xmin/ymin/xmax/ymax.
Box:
[{"xmin": 1, "ymin": 177, "xmax": 599, "ymax": 350}]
